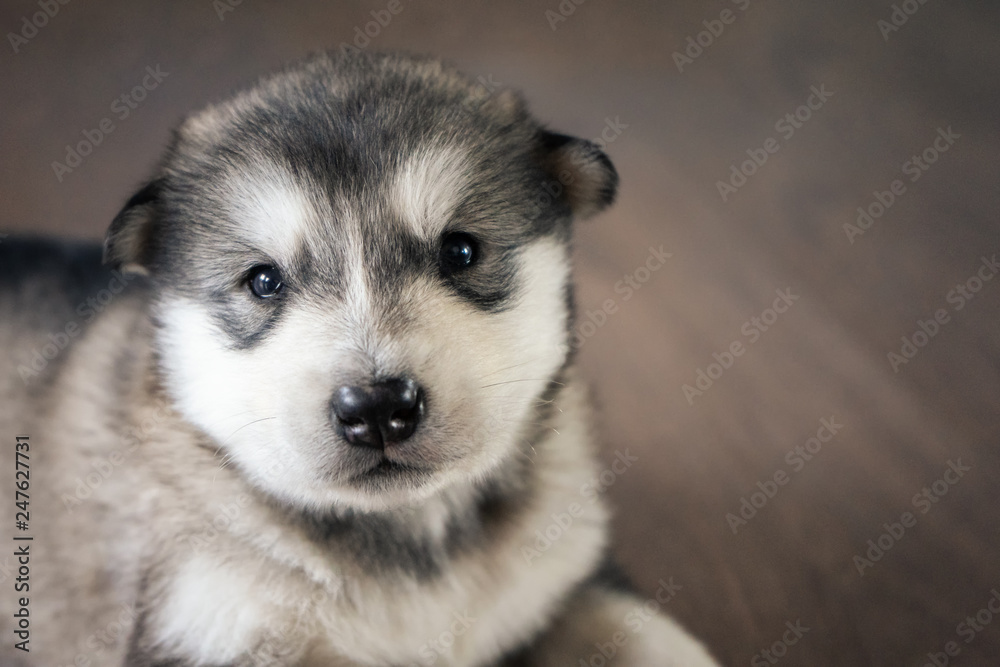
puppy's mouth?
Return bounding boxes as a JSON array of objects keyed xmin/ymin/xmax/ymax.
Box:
[
  {"xmin": 347, "ymin": 453, "xmax": 433, "ymax": 486},
  {"xmin": 359, "ymin": 457, "xmax": 421, "ymax": 477}
]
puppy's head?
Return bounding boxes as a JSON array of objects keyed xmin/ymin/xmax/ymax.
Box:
[{"xmin": 106, "ymin": 52, "xmax": 617, "ymax": 512}]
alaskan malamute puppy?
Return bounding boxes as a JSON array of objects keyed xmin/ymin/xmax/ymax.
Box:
[{"xmin": 0, "ymin": 51, "xmax": 718, "ymax": 666}]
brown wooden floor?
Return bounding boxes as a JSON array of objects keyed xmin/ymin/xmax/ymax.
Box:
[{"xmin": 2, "ymin": 1, "xmax": 998, "ymax": 664}]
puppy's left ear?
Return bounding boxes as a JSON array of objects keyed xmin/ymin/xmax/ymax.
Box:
[
  {"xmin": 538, "ymin": 131, "xmax": 619, "ymax": 220},
  {"xmin": 104, "ymin": 179, "xmax": 161, "ymax": 274}
]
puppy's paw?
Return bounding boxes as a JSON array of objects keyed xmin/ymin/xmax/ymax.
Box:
[
  {"xmin": 615, "ymin": 612, "xmax": 720, "ymax": 667},
  {"xmin": 526, "ymin": 586, "xmax": 720, "ymax": 666}
]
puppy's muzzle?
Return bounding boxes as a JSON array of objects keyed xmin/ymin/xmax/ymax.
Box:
[{"xmin": 332, "ymin": 377, "xmax": 425, "ymax": 449}]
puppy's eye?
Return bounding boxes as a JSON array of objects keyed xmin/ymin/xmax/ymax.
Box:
[
  {"xmin": 248, "ymin": 265, "xmax": 283, "ymax": 298},
  {"xmin": 440, "ymin": 233, "xmax": 479, "ymax": 273}
]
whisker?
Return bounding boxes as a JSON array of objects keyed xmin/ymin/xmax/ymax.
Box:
[
  {"xmin": 212, "ymin": 452, "xmax": 238, "ymax": 483},
  {"xmin": 210, "ymin": 415, "xmax": 277, "ymax": 482},
  {"xmin": 206, "ymin": 411, "xmax": 270, "ymax": 458},
  {"xmin": 480, "ymin": 379, "xmax": 565, "ymax": 389},
  {"xmin": 207, "ymin": 408, "xmax": 272, "ymax": 429},
  {"xmin": 222, "ymin": 416, "xmax": 277, "ymax": 445},
  {"xmin": 478, "ymin": 359, "xmax": 538, "ymax": 380}
]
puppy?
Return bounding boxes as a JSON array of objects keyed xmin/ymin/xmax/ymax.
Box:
[{"xmin": 0, "ymin": 51, "xmax": 719, "ymax": 666}]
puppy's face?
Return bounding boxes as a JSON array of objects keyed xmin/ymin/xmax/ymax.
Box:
[{"xmin": 106, "ymin": 53, "xmax": 617, "ymax": 512}]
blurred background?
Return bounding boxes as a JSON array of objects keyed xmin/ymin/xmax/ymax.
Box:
[{"xmin": 2, "ymin": 0, "xmax": 998, "ymax": 664}]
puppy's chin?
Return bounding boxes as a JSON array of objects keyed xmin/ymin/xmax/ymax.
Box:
[
  {"xmin": 334, "ymin": 457, "xmax": 445, "ymax": 511},
  {"xmin": 259, "ymin": 421, "xmax": 516, "ymax": 514},
  {"xmin": 245, "ymin": 451, "xmax": 473, "ymax": 515},
  {"xmin": 269, "ymin": 434, "xmax": 520, "ymax": 515}
]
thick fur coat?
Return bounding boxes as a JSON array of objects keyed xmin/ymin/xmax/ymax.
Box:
[{"xmin": 0, "ymin": 52, "xmax": 718, "ymax": 666}]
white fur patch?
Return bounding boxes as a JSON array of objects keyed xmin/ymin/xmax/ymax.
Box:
[
  {"xmin": 155, "ymin": 297, "xmax": 368, "ymax": 509},
  {"xmin": 392, "ymin": 145, "xmax": 471, "ymax": 238},
  {"xmin": 224, "ymin": 167, "xmax": 320, "ymax": 263},
  {"xmin": 153, "ymin": 555, "xmax": 281, "ymax": 664}
]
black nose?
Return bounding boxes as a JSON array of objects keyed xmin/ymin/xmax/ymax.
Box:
[{"xmin": 331, "ymin": 378, "xmax": 424, "ymax": 449}]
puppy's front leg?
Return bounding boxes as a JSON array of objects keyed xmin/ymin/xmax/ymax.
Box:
[
  {"xmin": 124, "ymin": 617, "xmax": 307, "ymax": 667},
  {"xmin": 508, "ymin": 584, "xmax": 720, "ymax": 667},
  {"xmin": 123, "ymin": 611, "xmax": 304, "ymax": 667},
  {"xmin": 122, "ymin": 562, "xmax": 312, "ymax": 667}
]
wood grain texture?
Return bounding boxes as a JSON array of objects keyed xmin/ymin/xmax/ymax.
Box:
[{"xmin": 1, "ymin": 0, "xmax": 997, "ymax": 663}]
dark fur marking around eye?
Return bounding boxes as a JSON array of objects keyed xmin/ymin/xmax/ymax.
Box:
[
  {"xmin": 437, "ymin": 234, "xmax": 518, "ymax": 313},
  {"xmin": 211, "ymin": 289, "xmax": 290, "ymax": 351}
]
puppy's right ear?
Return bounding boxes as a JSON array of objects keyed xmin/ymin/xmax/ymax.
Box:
[{"xmin": 104, "ymin": 179, "xmax": 161, "ymax": 273}]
